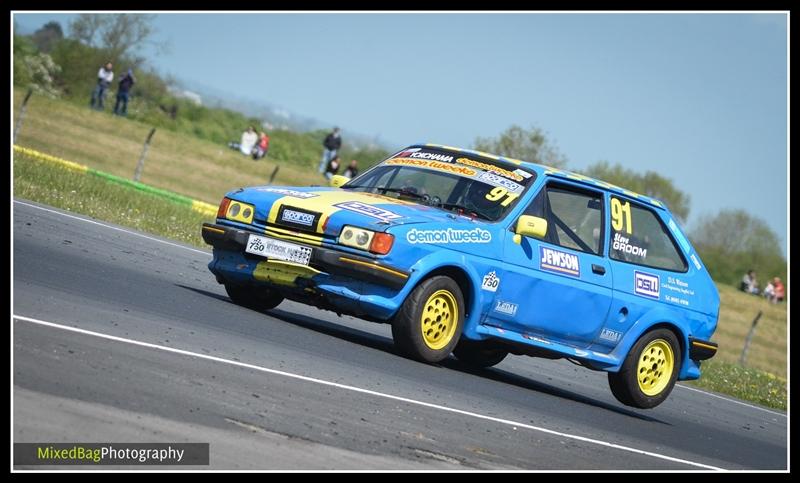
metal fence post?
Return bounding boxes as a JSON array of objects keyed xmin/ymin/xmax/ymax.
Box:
[
  {"xmin": 13, "ymin": 89, "xmax": 34, "ymax": 144},
  {"xmin": 739, "ymin": 310, "xmax": 763, "ymax": 366},
  {"xmin": 268, "ymin": 165, "xmax": 280, "ymax": 185},
  {"xmin": 133, "ymin": 128, "xmax": 157, "ymax": 182}
]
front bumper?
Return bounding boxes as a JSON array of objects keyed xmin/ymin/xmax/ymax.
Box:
[
  {"xmin": 201, "ymin": 223, "xmax": 410, "ymax": 290},
  {"xmin": 689, "ymin": 337, "xmax": 718, "ymax": 361}
]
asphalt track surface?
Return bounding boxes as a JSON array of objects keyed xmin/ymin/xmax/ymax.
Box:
[{"xmin": 12, "ymin": 199, "xmax": 788, "ymax": 470}]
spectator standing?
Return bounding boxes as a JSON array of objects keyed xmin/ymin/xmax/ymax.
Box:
[
  {"xmin": 113, "ymin": 69, "xmax": 136, "ymax": 116},
  {"xmin": 252, "ymin": 131, "xmax": 270, "ymax": 160},
  {"xmin": 740, "ymin": 270, "xmax": 759, "ymax": 295},
  {"xmin": 342, "ymin": 159, "xmax": 359, "ymax": 178},
  {"xmin": 318, "ymin": 127, "xmax": 342, "ymax": 173},
  {"xmin": 228, "ymin": 126, "xmax": 258, "ymax": 155},
  {"xmin": 90, "ymin": 61, "xmax": 114, "ymax": 110},
  {"xmin": 324, "ymin": 155, "xmax": 341, "ymax": 180}
]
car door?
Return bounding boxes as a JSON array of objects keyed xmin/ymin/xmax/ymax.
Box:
[
  {"xmin": 595, "ymin": 194, "xmax": 693, "ymax": 350},
  {"xmin": 484, "ymin": 181, "xmax": 614, "ymax": 349}
]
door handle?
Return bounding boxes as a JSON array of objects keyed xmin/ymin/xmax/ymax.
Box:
[{"xmin": 592, "ymin": 264, "xmax": 606, "ymax": 275}]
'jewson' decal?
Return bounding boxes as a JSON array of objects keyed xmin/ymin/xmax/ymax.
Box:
[
  {"xmin": 406, "ymin": 228, "xmax": 491, "ymax": 244},
  {"xmin": 481, "ymin": 271, "xmax": 500, "ymax": 292},
  {"xmin": 539, "ymin": 246, "xmax": 580, "ymax": 277},
  {"xmin": 493, "ymin": 300, "xmax": 518, "ymax": 316},
  {"xmin": 256, "ymin": 187, "xmax": 318, "ymax": 199},
  {"xmin": 634, "ymin": 271, "xmax": 660, "ymax": 299},
  {"xmin": 334, "ymin": 201, "xmax": 403, "ymax": 222}
]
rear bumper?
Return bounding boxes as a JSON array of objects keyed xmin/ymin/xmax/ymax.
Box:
[
  {"xmin": 201, "ymin": 223, "xmax": 410, "ymax": 290},
  {"xmin": 689, "ymin": 337, "xmax": 718, "ymax": 361}
]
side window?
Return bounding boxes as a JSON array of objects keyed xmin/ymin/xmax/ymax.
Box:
[
  {"xmin": 609, "ymin": 196, "xmax": 687, "ymax": 272},
  {"xmin": 523, "ymin": 184, "xmax": 603, "ymax": 255}
]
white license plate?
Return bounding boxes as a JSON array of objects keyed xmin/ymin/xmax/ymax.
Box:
[{"xmin": 245, "ymin": 234, "xmax": 312, "ymax": 265}]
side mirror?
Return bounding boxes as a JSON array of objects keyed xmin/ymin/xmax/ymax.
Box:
[
  {"xmin": 329, "ymin": 175, "xmax": 349, "ymax": 188},
  {"xmin": 513, "ymin": 215, "xmax": 548, "ymax": 244}
]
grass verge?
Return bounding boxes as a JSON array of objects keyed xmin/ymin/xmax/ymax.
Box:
[
  {"xmin": 14, "ymin": 150, "xmax": 211, "ymax": 248},
  {"xmin": 686, "ymin": 360, "xmax": 786, "ymax": 411}
]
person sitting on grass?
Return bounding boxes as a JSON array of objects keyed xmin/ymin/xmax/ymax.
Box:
[
  {"xmin": 228, "ymin": 126, "xmax": 258, "ymax": 156},
  {"xmin": 740, "ymin": 270, "xmax": 759, "ymax": 295},
  {"xmin": 252, "ymin": 131, "xmax": 270, "ymax": 160}
]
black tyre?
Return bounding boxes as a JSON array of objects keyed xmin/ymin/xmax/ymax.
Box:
[
  {"xmin": 453, "ymin": 339, "xmax": 508, "ymax": 368},
  {"xmin": 224, "ymin": 283, "xmax": 284, "ymax": 312},
  {"xmin": 391, "ymin": 276, "xmax": 464, "ymax": 363},
  {"xmin": 608, "ymin": 328, "xmax": 681, "ymax": 409}
]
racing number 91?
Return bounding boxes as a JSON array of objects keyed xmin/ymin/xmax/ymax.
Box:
[
  {"xmin": 485, "ymin": 187, "xmax": 520, "ymax": 207},
  {"xmin": 611, "ymin": 197, "xmax": 633, "ymax": 234}
]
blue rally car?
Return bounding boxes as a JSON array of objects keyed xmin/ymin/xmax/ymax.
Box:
[{"xmin": 202, "ymin": 144, "xmax": 719, "ymax": 409}]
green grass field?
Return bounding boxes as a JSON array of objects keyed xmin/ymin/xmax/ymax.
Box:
[
  {"xmin": 14, "ymin": 151, "xmax": 211, "ymax": 247},
  {"xmin": 14, "ymin": 89, "xmax": 326, "ymax": 206},
  {"xmin": 12, "ymin": 91, "xmax": 787, "ymax": 410}
]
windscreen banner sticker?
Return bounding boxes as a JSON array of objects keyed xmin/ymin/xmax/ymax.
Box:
[
  {"xmin": 493, "ymin": 300, "xmax": 518, "ymax": 316},
  {"xmin": 385, "ymin": 158, "xmax": 476, "ymax": 177},
  {"xmin": 406, "ymin": 227, "xmax": 492, "ymax": 244},
  {"xmin": 690, "ymin": 253, "xmax": 702, "ymax": 270},
  {"xmin": 634, "ymin": 271, "xmax": 660, "ymax": 299},
  {"xmin": 481, "ymin": 271, "xmax": 500, "ymax": 292},
  {"xmin": 391, "ymin": 148, "xmax": 454, "ymax": 162},
  {"xmin": 277, "ymin": 205, "xmax": 320, "ymax": 231},
  {"xmin": 456, "ymin": 157, "xmax": 523, "ymax": 182},
  {"xmin": 334, "ymin": 201, "xmax": 403, "ymax": 221},
  {"xmin": 539, "ymin": 246, "xmax": 580, "ymax": 277},
  {"xmin": 391, "ymin": 147, "xmax": 422, "ymax": 158},
  {"xmin": 612, "ymin": 233, "xmax": 647, "ymax": 258},
  {"xmin": 513, "ymin": 168, "xmax": 533, "ymax": 179},
  {"xmin": 477, "ymin": 171, "xmax": 524, "ymax": 193},
  {"xmin": 256, "ymin": 188, "xmax": 318, "ymax": 199}
]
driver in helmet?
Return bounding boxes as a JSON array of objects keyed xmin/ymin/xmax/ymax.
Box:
[{"xmin": 463, "ymin": 181, "xmax": 504, "ymax": 219}]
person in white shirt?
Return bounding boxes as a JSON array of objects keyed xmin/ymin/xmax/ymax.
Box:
[
  {"xmin": 90, "ymin": 62, "xmax": 114, "ymax": 110},
  {"xmin": 227, "ymin": 126, "xmax": 259, "ymax": 155}
]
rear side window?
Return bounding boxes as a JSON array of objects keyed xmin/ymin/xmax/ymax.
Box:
[
  {"xmin": 609, "ymin": 196, "xmax": 687, "ymax": 272},
  {"xmin": 524, "ymin": 184, "xmax": 603, "ymax": 255}
]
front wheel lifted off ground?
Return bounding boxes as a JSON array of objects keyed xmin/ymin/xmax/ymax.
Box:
[
  {"xmin": 392, "ymin": 276, "xmax": 465, "ymax": 363},
  {"xmin": 608, "ymin": 328, "xmax": 681, "ymax": 409},
  {"xmin": 224, "ymin": 283, "xmax": 284, "ymax": 312}
]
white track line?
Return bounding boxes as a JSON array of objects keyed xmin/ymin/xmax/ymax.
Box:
[
  {"xmin": 14, "ymin": 314, "xmax": 724, "ymax": 471},
  {"xmin": 14, "ymin": 198, "xmax": 784, "ymax": 420},
  {"xmin": 13, "ymin": 200, "xmax": 211, "ymax": 257},
  {"xmin": 676, "ymin": 384, "xmax": 786, "ymax": 418}
]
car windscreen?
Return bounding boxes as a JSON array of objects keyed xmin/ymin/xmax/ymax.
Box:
[{"xmin": 342, "ymin": 147, "xmax": 536, "ymax": 222}]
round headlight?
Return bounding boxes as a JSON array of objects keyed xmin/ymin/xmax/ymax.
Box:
[
  {"xmin": 342, "ymin": 229, "xmax": 353, "ymax": 240},
  {"xmin": 356, "ymin": 232, "xmax": 370, "ymax": 246},
  {"xmin": 229, "ymin": 203, "xmax": 240, "ymax": 217},
  {"xmin": 242, "ymin": 207, "xmax": 252, "ymax": 219}
]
